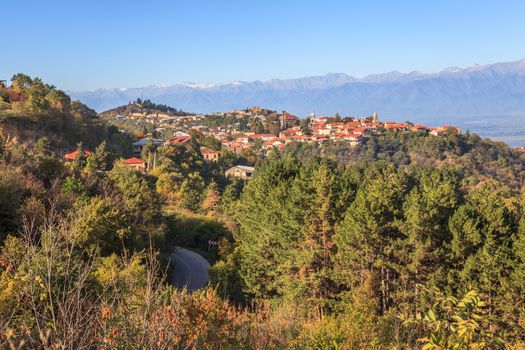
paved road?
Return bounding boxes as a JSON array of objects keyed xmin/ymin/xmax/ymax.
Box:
[{"xmin": 169, "ymin": 247, "xmax": 210, "ymax": 290}]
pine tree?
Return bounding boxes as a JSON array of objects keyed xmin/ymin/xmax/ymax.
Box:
[
  {"xmin": 334, "ymin": 163, "xmax": 408, "ymax": 312},
  {"xmin": 86, "ymin": 141, "xmax": 110, "ymax": 172},
  {"xmin": 73, "ymin": 142, "xmax": 87, "ymax": 172},
  {"xmin": 285, "ymin": 161, "xmax": 339, "ymax": 317},
  {"xmin": 397, "ymin": 167, "xmax": 460, "ymax": 304}
]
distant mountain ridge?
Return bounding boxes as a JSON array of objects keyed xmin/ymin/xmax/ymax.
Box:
[{"xmin": 70, "ymin": 59, "xmax": 525, "ymax": 120}]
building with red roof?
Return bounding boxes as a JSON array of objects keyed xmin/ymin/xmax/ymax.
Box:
[
  {"xmin": 64, "ymin": 149, "xmax": 92, "ymax": 161},
  {"xmin": 430, "ymin": 125, "xmax": 461, "ymax": 136},
  {"xmin": 279, "ymin": 128, "xmax": 303, "ymax": 138},
  {"xmin": 411, "ymin": 125, "xmax": 429, "ymax": 133},
  {"xmin": 201, "ymin": 148, "xmax": 220, "ymax": 162},
  {"xmin": 123, "ymin": 157, "xmax": 146, "ymax": 172},
  {"xmin": 168, "ymin": 136, "xmax": 192, "ymax": 145},
  {"xmin": 279, "ymin": 112, "xmax": 298, "ymax": 129}
]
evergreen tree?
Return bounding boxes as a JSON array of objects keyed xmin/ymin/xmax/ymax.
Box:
[
  {"xmin": 73, "ymin": 142, "xmax": 87, "ymax": 172},
  {"xmin": 334, "ymin": 163, "xmax": 408, "ymax": 312},
  {"xmin": 86, "ymin": 141, "xmax": 110, "ymax": 172}
]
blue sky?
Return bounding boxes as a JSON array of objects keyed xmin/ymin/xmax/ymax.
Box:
[{"xmin": 2, "ymin": 0, "xmax": 525, "ymax": 90}]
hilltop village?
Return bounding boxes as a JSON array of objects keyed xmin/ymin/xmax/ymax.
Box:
[{"xmin": 100, "ymin": 100, "xmax": 461, "ymax": 174}]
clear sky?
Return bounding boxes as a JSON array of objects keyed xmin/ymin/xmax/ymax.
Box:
[{"xmin": 2, "ymin": 0, "xmax": 525, "ymax": 91}]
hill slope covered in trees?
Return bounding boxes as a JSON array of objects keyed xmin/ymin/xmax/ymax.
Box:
[{"xmin": 1, "ymin": 75, "xmax": 525, "ymax": 348}]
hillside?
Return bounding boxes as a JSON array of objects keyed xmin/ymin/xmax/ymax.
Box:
[
  {"xmin": 282, "ymin": 130, "xmax": 525, "ymax": 190},
  {"xmin": 2, "ymin": 74, "xmax": 525, "ymax": 348},
  {"xmin": 0, "ymin": 74, "xmax": 131, "ymax": 154},
  {"xmin": 99, "ymin": 98, "xmax": 195, "ymax": 118}
]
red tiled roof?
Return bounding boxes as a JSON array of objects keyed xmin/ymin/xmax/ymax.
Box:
[
  {"xmin": 352, "ymin": 127, "xmax": 370, "ymax": 133},
  {"xmin": 384, "ymin": 124, "xmax": 407, "ymax": 129},
  {"xmin": 64, "ymin": 149, "xmax": 92, "ymax": 160},
  {"xmin": 342, "ymin": 122, "xmax": 362, "ymax": 128},
  {"xmin": 280, "ymin": 129, "xmax": 299, "ymax": 134},
  {"xmin": 252, "ymin": 134, "xmax": 275, "ymax": 138},
  {"xmin": 201, "ymin": 148, "xmax": 219, "ymax": 154},
  {"xmin": 124, "ymin": 157, "xmax": 145, "ymax": 165},
  {"xmin": 170, "ymin": 136, "xmax": 191, "ymax": 144}
]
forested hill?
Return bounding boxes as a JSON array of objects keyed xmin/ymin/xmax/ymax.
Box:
[
  {"xmin": 0, "ymin": 74, "xmax": 131, "ymax": 154},
  {"xmin": 99, "ymin": 98, "xmax": 194, "ymax": 118},
  {"xmin": 283, "ymin": 130, "xmax": 525, "ymax": 190}
]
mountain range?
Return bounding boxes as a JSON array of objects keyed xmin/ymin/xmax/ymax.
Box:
[{"xmin": 70, "ymin": 59, "xmax": 525, "ymax": 122}]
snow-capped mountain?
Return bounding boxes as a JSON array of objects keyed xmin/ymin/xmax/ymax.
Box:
[{"xmin": 70, "ymin": 58, "xmax": 525, "ymax": 120}]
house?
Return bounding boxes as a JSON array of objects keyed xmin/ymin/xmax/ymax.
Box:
[
  {"xmin": 132, "ymin": 138, "xmax": 164, "ymax": 155},
  {"xmin": 311, "ymin": 127, "xmax": 331, "ymax": 136},
  {"xmin": 383, "ymin": 122, "xmax": 408, "ymax": 131},
  {"xmin": 310, "ymin": 116, "xmax": 330, "ymax": 126},
  {"xmin": 279, "ymin": 127, "xmax": 303, "ymax": 138},
  {"xmin": 225, "ymin": 165, "xmax": 255, "ymax": 179},
  {"xmin": 341, "ymin": 134, "xmax": 364, "ymax": 146},
  {"xmin": 225, "ymin": 142, "xmax": 251, "ymax": 154},
  {"xmin": 173, "ymin": 131, "xmax": 191, "ymax": 138},
  {"xmin": 252, "ymin": 134, "xmax": 276, "ymax": 141},
  {"xmin": 167, "ymin": 136, "xmax": 192, "ymax": 146},
  {"xmin": 123, "ymin": 157, "xmax": 146, "ymax": 173},
  {"xmin": 312, "ymin": 135, "xmax": 330, "ymax": 144},
  {"xmin": 64, "ymin": 149, "xmax": 92, "ymax": 162},
  {"xmin": 279, "ymin": 113, "xmax": 298, "ymax": 129},
  {"xmin": 236, "ymin": 136, "xmax": 252, "ymax": 144},
  {"xmin": 284, "ymin": 135, "xmax": 312, "ymax": 143},
  {"xmin": 430, "ymin": 125, "xmax": 461, "ymax": 136},
  {"xmin": 262, "ymin": 139, "xmax": 285, "ymax": 150},
  {"xmin": 201, "ymin": 148, "xmax": 220, "ymax": 162},
  {"xmin": 411, "ymin": 125, "xmax": 429, "ymax": 133},
  {"xmin": 352, "ymin": 127, "xmax": 372, "ymax": 136}
]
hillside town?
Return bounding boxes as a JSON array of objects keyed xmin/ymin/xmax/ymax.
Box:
[{"xmin": 95, "ymin": 101, "xmax": 461, "ymax": 176}]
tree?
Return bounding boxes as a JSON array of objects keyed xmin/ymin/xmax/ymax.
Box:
[
  {"xmin": 449, "ymin": 188, "xmax": 518, "ymax": 331},
  {"xmin": 72, "ymin": 142, "xmax": 87, "ymax": 172},
  {"xmin": 288, "ymin": 161, "xmax": 338, "ymax": 318},
  {"xmin": 70, "ymin": 196, "xmax": 129, "ymax": 255},
  {"xmin": 202, "ymin": 181, "xmax": 221, "ymax": 215},
  {"xmin": 334, "ymin": 163, "xmax": 408, "ymax": 312},
  {"xmin": 11, "ymin": 73, "xmax": 32, "ymax": 90},
  {"xmin": 46, "ymin": 89, "xmax": 71, "ymax": 112},
  {"xmin": 109, "ymin": 162, "xmax": 165, "ymax": 249},
  {"xmin": 86, "ymin": 141, "xmax": 110, "ymax": 172},
  {"xmin": 235, "ymin": 157, "xmax": 302, "ymax": 298},
  {"xmin": 0, "ymin": 168, "xmax": 25, "ymax": 243},
  {"xmin": 27, "ymin": 85, "xmax": 50, "ymax": 111},
  {"xmin": 397, "ymin": 167, "xmax": 460, "ymax": 305},
  {"xmin": 177, "ymin": 172, "xmax": 206, "ymax": 211}
]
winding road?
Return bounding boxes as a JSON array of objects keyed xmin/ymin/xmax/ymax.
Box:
[{"xmin": 169, "ymin": 247, "xmax": 210, "ymax": 290}]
